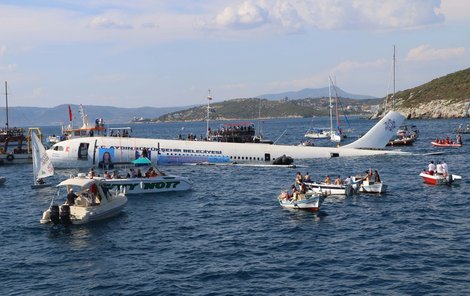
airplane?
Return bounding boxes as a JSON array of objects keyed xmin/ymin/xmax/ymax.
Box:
[{"xmin": 47, "ymin": 111, "xmax": 411, "ymax": 169}]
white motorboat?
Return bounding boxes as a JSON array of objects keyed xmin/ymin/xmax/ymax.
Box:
[
  {"xmin": 304, "ymin": 182, "xmax": 356, "ymax": 196},
  {"xmin": 31, "ymin": 131, "xmax": 54, "ymax": 189},
  {"xmin": 40, "ymin": 175, "xmax": 127, "ymax": 225},
  {"xmin": 278, "ymin": 191, "xmax": 328, "ymax": 212},
  {"xmin": 304, "ymin": 128, "xmax": 331, "ymax": 139},
  {"xmin": 419, "ymin": 171, "xmax": 462, "ymax": 186},
  {"xmin": 101, "ymin": 157, "xmax": 192, "ymax": 194}
]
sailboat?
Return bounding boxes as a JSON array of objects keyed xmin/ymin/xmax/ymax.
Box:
[{"xmin": 31, "ymin": 131, "xmax": 54, "ymax": 189}]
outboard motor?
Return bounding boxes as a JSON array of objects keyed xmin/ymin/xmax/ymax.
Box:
[
  {"xmin": 49, "ymin": 205, "xmax": 60, "ymax": 225},
  {"xmin": 60, "ymin": 205, "xmax": 72, "ymax": 225},
  {"xmin": 272, "ymin": 155, "xmax": 294, "ymax": 165}
]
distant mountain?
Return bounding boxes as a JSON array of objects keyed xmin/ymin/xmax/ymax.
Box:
[
  {"xmin": 257, "ymin": 87, "xmax": 376, "ymax": 100},
  {"xmin": 0, "ymin": 104, "xmax": 187, "ymax": 127}
]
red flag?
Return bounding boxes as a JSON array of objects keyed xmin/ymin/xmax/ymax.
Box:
[{"xmin": 68, "ymin": 105, "xmax": 72, "ymax": 121}]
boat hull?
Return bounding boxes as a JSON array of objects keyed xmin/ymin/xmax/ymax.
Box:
[
  {"xmin": 305, "ymin": 182, "xmax": 355, "ymax": 196},
  {"xmin": 359, "ymin": 182, "xmax": 387, "ymax": 193},
  {"xmin": 419, "ymin": 172, "xmax": 462, "ymax": 185},
  {"xmin": 102, "ymin": 175, "xmax": 192, "ymax": 195},
  {"xmin": 278, "ymin": 192, "xmax": 326, "ymax": 212},
  {"xmin": 431, "ymin": 142, "xmax": 462, "ymax": 148}
]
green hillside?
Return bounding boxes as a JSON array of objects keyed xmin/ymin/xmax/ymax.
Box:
[{"xmin": 395, "ymin": 67, "xmax": 470, "ymax": 108}]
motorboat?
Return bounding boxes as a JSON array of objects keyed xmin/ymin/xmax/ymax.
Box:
[
  {"xmin": 40, "ymin": 175, "xmax": 127, "ymax": 225},
  {"xmin": 278, "ymin": 191, "xmax": 328, "ymax": 212},
  {"xmin": 419, "ymin": 171, "xmax": 462, "ymax": 185},
  {"xmin": 431, "ymin": 141, "xmax": 462, "ymax": 148},
  {"xmin": 31, "ymin": 131, "xmax": 54, "ymax": 189},
  {"xmin": 304, "ymin": 181, "xmax": 356, "ymax": 196},
  {"xmin": 387, "ymin": 136, "xmax": 415, "ymax": 146},
  {"xmin": 100, "ymin": 157, "xmax": 192, "ymax": 194}
]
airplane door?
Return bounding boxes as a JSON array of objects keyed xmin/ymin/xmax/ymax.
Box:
[
  {"xmin": 78, "ymin": 142, "xmax": 89, "ymax": 160},
  {"xmin": 264, "ymin": 153, "xmax": 270, "ymax": 162}
]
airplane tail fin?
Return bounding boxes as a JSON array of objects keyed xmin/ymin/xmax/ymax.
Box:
[{"xmin": 343, "ymin": 111, "xmax": 406, "ymax": 149}]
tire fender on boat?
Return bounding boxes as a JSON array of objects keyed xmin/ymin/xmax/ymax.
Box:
[{"xmin": 6, "ymin": 154, "xmax": 14, "ymax": 161}]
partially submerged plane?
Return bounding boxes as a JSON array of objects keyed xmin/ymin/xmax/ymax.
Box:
[{"xmin": 47, "ymin": 111, "xmax": 411, "ymax": 169}]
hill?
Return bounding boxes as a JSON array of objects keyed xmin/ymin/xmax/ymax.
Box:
[
  {"xmin": 375, "ymin": 67, "xmax": 470, "ymax": 119},
  {"xmin": 154, "ymin": 97, "xmax": 381, "ymax": 122},
  {"xmin": 258, "ymin": 87, "xmax": 376, "ymax": 100}
]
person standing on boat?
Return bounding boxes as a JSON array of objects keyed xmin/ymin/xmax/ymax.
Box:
[
  {"xmin": 442, "ymin": 161, "xmax": 449, "ymax": 177},
  {"xmin": 436, "ymin": 162, "xmax": 444, "ymax": 175},
  {"xmin": 295, "ymin": 172, "xmax": 303, "ymax": 185},
  {"xmin": 65, "ymin": 189, "xmax": 77, "ymax": 206},
  {"xmin": 457, "ymin": 134, "xmax": 462, "ymax": 145},
  {"xmin": 428, "ymin": 161, "xmax": 436, "ymax": 174},
  {"xmin": 374, "ymin": 170, "xmax": 381, "ymax": 183},
  {"xmin": 324, "ymin": 175, "xmax": 331, "ymax": 185}
]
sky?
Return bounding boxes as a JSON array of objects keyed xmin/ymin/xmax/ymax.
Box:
[{"xmin": 0, "ymin": 0, "xmax": 469, "ymax": 108}]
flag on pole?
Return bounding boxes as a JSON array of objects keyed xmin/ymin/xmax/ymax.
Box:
[{"xmin": 68, "ymin": 105, "xmax": 73, "ymax": 121}]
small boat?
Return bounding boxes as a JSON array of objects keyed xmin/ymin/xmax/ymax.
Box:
[
  {"xmin": 278, "ymin": 191, "xmax": 328, "ymax": 212},
  {"xmin": 304, "ymin": 128, "xmax": 331, "ymax": 139},
  {"xmin": 0, "ymin": 176, "xmax": 5, "ymax": 184},
  {"xmin": 419, "ymin": 171, "xmax": 462, "ymax": 185},
  {"xmin": 304, "ymin": 181, "xmax": 356, "ymax": 196},
  {"xmin": 351, "ymin": 176, "xmax": 387, "ymax": 193},
  {"xmin": 431, "ymin": 141, "xmax": 462, "ymax": 148},
  {"xmin": 31, "ymin": 131, "xmax": 54, "ymax": 189},
  {"xmin": 40, "ymin": 175, "xmax": 127, "ymax": 225},
  {"xmin": 101, "ymin": 157, "xmax": 192, "ymax": 194},
  {"xmin": 387, "ymin": 136, "xmax": 415, "ymax": 146}
]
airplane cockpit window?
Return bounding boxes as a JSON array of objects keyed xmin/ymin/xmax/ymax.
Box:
[{"xmin": 53, "ymin": 146, "xmax": 64, "ymax": 151}]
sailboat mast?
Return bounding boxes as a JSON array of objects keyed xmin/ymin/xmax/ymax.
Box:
[
  {"xmin": 392, "ymin": 45, "xmax": 396, "ymax": 111},
  {"xmin": 328, "ymin": 77, "xmax": 333, "ymax": 135},
  {"xmin": 206, "ymin": 89, "xmax": 212, "ymax": 138},
  {"xmin": 4, "ymin": 81, "xmax": 9, "ymax": 131}
]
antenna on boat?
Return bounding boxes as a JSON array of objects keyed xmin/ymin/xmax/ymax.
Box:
[
  {"xmin": 206, "ymin": 89, "xmax": 212, "ymax": 138},
  {"xmin": 4, "ymin": 81, "xmax": 9, "ymax": 132}
]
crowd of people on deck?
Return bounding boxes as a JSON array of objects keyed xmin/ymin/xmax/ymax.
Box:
[
  {"xmin": 88, "ymin": 166, "xmax": 165, "ymax": 180},
  {"xmin": 426, "ymin": 161, "xmax": 449, "ymax": 176}
]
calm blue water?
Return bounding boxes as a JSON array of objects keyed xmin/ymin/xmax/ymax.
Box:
[{"xmin": 1, "ymin": 117, "xmax": 469, "ymax": 295}]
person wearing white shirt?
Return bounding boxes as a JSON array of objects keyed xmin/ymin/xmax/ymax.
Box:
[
  {"xmin": 442, "ymin": 161, "xmax": 449, "ymax": 176},
  {"xmin": 428, "ymin": 161, "xmax": 436, "ymax": 173},
  {"xmin": 436, "ymin": 162, "xmax": 444, "ymax": 175}
]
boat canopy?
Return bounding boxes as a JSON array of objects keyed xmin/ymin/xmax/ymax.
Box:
[{"xmin": 57, "ymin": 177, "xmax": 100, "ymax": 188}]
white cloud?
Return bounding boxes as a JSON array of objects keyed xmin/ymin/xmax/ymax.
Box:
[
  {"xmin": 211, "ymin": 1, "xmax": 269, "ymax": 30},
  {"xmin": 0, "ymin": 64, "xmax": 17, "ymax": 71},
  {"xmin": 438, "ymin": 0, "xmax": 470, "ymax": 23},
  {"xmin": 0, "ymin": 45, "xmax": 6, "ymax": 56},
  {"xmin": 406, "ymin": 44, "xmax": 466, "ymax": 61},
  {"xmin": 89, "ymin": 16, "xmax": 133, "ymax": 30}
]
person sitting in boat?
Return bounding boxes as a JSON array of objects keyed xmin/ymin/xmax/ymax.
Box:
[
  {"xmin": 88, "ymin": 168, "xmax": 95, "ymax": 179},
  {"xmin": 299, "ymin": 182, "xmax": 307, "ymax": 194},
  {"xmin": 303, "ymin": 172, "xmax": 311, "ymax": 183},
  {"xmin": 334, "ymin": 176, "xmax": 343, "ymax": 185},
  {"xmin": 457, "ymin": 134, "xmax": 462, "ymax": 145},
  {"xmin": 36, "ymin": 178, "xmax": 45, "ymax": 185},
  {"xmin": 137, "ymin": 169, "xmax": 143, "ymax": 178},
  {"xmin": 295, "ymin": 172, "xmax": 303, "ymax": 185},
  {"xmin": 287, "ymin": 185, "xmax": 299, "ymax": 200},
  {"xmin": 344, "ymin": 176, "xmax": 352, "ymax": 185},
  {"xmin": 363, "ymin": 171, "xmax": 371, "ymax": 182},
  {"xmin": 374, "ymin": 170, "xmax": 381, "ymax": 183},
  {"xmin": 324, "ymin": 175, "xmax": 331, "ymax": 185},
  {"xmin": 65, "ymin": 188, "xmax": 77, "ymax": 206},
  {"xmin": 104, "ymin": 171, "xmax": 112, "ymax": 179}
]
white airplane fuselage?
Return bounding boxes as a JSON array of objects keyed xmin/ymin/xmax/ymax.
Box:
[{"xmin": 47, "ymin": 111, "xmax": 410, "ymax": 168}]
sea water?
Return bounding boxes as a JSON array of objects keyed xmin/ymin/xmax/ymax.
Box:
[{"xmin": 1, "ymin": 116, "xmax": 469, "ymax": 295}]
